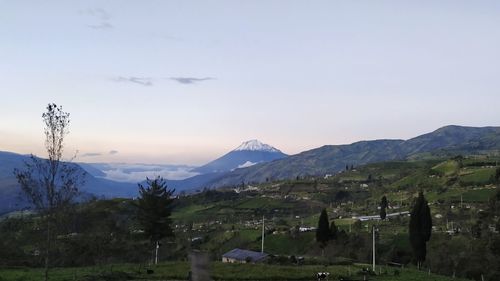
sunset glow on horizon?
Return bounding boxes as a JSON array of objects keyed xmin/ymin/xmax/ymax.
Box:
[{"xmin": 1, "ymin": 1, "xmax": 499, "ymax": 165}]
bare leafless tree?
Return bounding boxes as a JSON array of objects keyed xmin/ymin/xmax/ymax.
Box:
[{"xmin": 14, "ymin": 103, "xmax": 85, "ymax": 281}]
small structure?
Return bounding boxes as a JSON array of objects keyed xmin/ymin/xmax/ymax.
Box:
[
  {"xmin": 299, "ymin": 226, "xmax": 316, "ymax": 232},
  {"xmin": 222, "ymin": 248, "xmax": 268, "ymax": 263},
  {"xmin": 353, "ymin": 211, "xmax": 410, "ymax": 222}
]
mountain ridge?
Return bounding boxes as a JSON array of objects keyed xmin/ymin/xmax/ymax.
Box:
[
  {"xmin": 193, "ymin": 125, "xmax": 500, "ymax": 189},
  {"xmin": 2, "ymin": 125, "xmax": 500, "ymax": 211}
]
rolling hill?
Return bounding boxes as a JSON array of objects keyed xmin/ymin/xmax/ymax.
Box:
[{"xmin": 195, "ymin": 125, "xmax": 500, "ymax": 189}]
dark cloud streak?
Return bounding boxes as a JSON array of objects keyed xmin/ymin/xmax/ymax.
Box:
[
  {"xmin": 169, "ymin": 77, "xmax": 214, "ymax": 85},
  {"xmin": 112, "ymin": 76, "xmax": 153, "ymax": 86}
]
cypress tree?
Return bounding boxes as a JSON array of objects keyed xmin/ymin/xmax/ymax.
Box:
[
  {"xmin": 380, "ymin": 196, "xmax": 388, "ymax": 220},
  {"xmin": 409, "ymin": 191, "xmax": 432, "ymax": 269},
  {"xmin": 329, "ymin": 220, "xmax": 338, "ymax": 240},
  {"xmin": 316, "ymin": 209, "xmax": 330, "ymax": 247},
  {"xmin": 380, "ymin": 208, "xmax": 387, "ymax": 221}
]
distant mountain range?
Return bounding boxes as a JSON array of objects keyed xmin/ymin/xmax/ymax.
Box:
[
  {"xmin": 2, "ymin": 125, "xmax": 500, "ymax": 213},
  {"xmin": 175, "ymin": 125, "xmax": 500, "ymax": 189},
  {"xmin": 0, "ymin": 139, "xmax": 286, "ymax": 213},
  {"xmin": 0, "ymin": 151, "xmax": 137, "ymax": 214}
]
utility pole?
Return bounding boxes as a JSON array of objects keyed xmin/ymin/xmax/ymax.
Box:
[
  {"xmin": 261, "ymin": 216, "xmax": 265, "ymax": 253},
  {"xmin": 372, "ymin": 226, "xmax": 376, "ymax": 272},
  {"xmin": 155, "ymin": 241, "xmax": 159, "ymax": 265}
]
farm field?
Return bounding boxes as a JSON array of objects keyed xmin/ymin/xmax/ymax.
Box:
[
  {"xmin": 2, "ymin": 156, "xmax": 499, "ymax": 281},
  {"xmin": 0, "ymin": 262, "xmax": 471, "ymax": 281}
]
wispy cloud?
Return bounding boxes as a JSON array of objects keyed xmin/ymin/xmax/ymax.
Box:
[
  {"xmin": 80, "ymin": 8, "xmax": 110, "ymax": 20},
  {"xmin": 81, "ymin": 152, "xmax": 102, "ymax": 157},
  {"xmin": 112, "ymin": 76, "xmax": 153, "ymax": 86},
  {"xmin": 109, "ymin": 150, "xmax": 119, "ymax": 155},
  {"xmin": 169, "ymin": 77, "xmax": 214, "ymax": 85},
  {"xmin": 79, "ymin": 8, "xmax": 113, "ymax": 30},
  {"xmin": 110, "ymin": 76, "xmax": 215, "ymax": 86},
  {"xmin": 87, "ymin": 22, "xmax": 113, "ymax": 29}
]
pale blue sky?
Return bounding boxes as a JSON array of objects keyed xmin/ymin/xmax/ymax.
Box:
[{"xmin": 1, "ymin": 0, "xmax": 499, "ymax": 165}]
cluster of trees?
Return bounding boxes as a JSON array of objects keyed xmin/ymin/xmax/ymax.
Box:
[
  {"xmin": 316, "ymin": 192, "xmax": 433, "ymax": 270},
  {"xmin": 9, "ymin": 104, "xmax": 176, "ymax": 280}
]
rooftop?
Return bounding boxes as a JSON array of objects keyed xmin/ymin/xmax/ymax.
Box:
[{"xmin": 222, "ymin": 248, "xmax": 268, "ymax": 262}]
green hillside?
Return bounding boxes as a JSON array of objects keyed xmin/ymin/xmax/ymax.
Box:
[{"xmin": 2, "ymin": 155, "xmax": 499, "ymax": 281}]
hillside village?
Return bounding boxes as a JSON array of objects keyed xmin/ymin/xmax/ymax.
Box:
[{"xmin": 2, "ymin": 145, "xmax": 500, "ymax": 281}]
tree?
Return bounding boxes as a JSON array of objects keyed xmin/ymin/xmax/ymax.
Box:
[
  {"xmin": 380, "ymin": 196, "xmax": 388, "ymax": 220},
  {"xmin": 316, "ymin": 209, "xmax": 330, "ymax": 248},
  {"xmin": 134, "ymin": 176, "xmax": 175, "ymax": 265},
  {"xmin": 329, "ymin": 220, "xmax": 338, "ymax": 240},
  {"xmin": 14, "ymin": 103, "xmax": 84, "ymax": 281},
  {"xmin": 409, "ymin": 191, "xmax": 432, "ymax": 269},
  {"xmin": 380, "ymin": 208, "xmax": 387, "ymax": 221},
  {"xmin": 471, "ymin": 220, "xmax": 482, "ymax": 239}
]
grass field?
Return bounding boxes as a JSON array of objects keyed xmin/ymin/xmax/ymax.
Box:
[
  {"xmin": 236, "ymin": 197, "xmax": 293, "ymax": 209},
  {"xmin": 425, "ymin": 187, "xmax": 497, "ymax": 203},
  {"xmin": 0, "ymin": 262, "xmax": 470, "ymax": 281},
  {"xmin": 459, "ymin": 168, "xmax": 496, "ymax": 185},
  {"xmin": 432, "ymin": 160, "xmax": 459, "ymax": 176},
  {"xmin": 171, "ymin": 203, "xmax": 217, "ymax": 220},
  {"xmin": 247, "ymin": 232, "xmax": 315, "ymax": 255},
  {"xmin": 461, "ymin": 188, "xmax": 497, "ymax": 202}
]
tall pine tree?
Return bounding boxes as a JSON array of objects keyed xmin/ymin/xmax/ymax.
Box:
[
  {"xmin": 316, "ymin": 209, "xmax": 330, "ymax": 247},
  {"xmin": 134, "ymin": 176, "xmax": 175, "ymax": 264},
  {"xmin": 329, "ymin": 220, "xmax": 338, "ymax": 240},
  {"xmin": 409, "ymin": 191, "xmax": 432, "ymax": 269}
]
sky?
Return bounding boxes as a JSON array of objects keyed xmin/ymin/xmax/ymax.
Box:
[{"xmin": 1, "ymin": 0, "xmax": 500, "ymax": 165}]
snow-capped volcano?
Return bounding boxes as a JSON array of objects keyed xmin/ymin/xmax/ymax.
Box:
[
  {"xmin": 192, "ymin": 140, "xmax": 288, "ymax": 174},
  {"xmin": 234, "ymin": 139, "xmax": 282, "ymax": 153}
]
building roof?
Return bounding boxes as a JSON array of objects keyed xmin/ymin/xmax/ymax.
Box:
[{"xmin": 222, "ymin": 248, "xmax": 268, "ymax": 262}]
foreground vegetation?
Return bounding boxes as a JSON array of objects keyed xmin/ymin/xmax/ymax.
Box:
[
  {"xmin": 0, "ymin": 261, "xmax": 470, "ymax": 281},
  {"xmin": 2, "ymin": 155, "xmax": 500, "ymax": 281}
]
